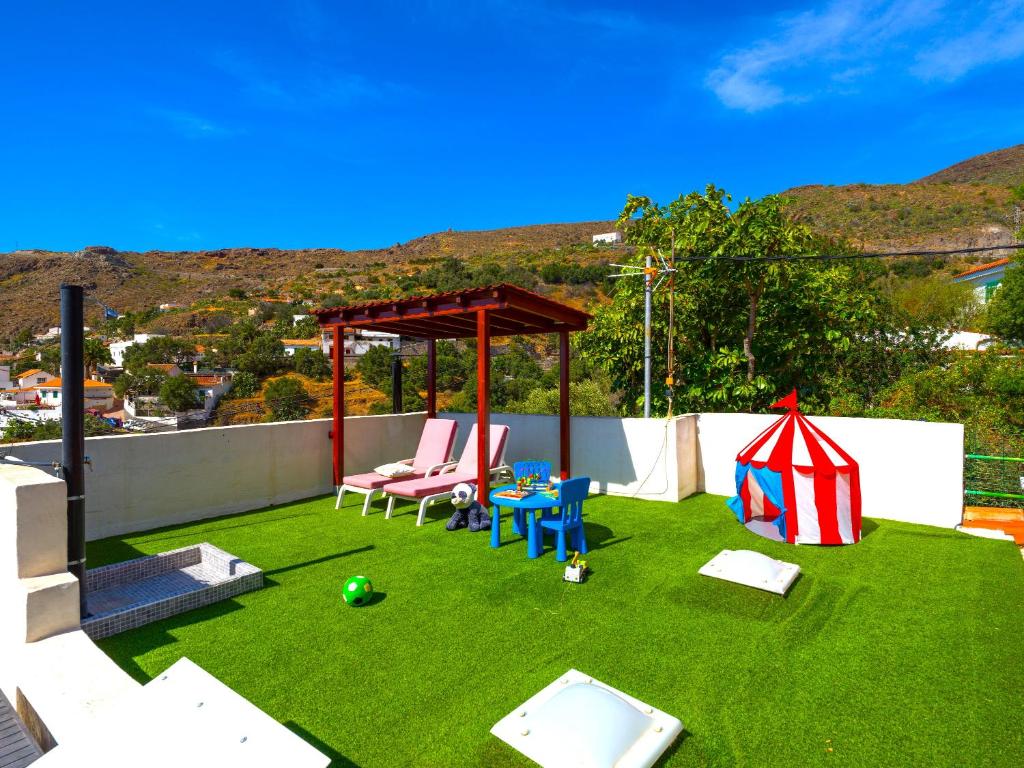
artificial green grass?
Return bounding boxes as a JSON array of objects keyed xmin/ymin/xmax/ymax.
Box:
[{"xmin": 89, "ymin": 494, "xmax": 1024, "ymax": 767}]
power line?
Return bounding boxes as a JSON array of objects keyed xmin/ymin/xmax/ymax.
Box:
[{"xmin": 673, "ymin": 241, "xmax": 1024, "ymax": 263}]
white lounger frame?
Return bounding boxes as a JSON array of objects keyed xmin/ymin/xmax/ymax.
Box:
[
  {"xmin": 335, "ymin": 455, "xmax": 457, "ymax": 517},
  {"xmin": 384, "ymin": 454, "xmax": 513, "ymax": 526}
]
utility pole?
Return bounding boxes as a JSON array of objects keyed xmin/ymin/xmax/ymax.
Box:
[{"xmin": 610, "ymin": 246, "xmax": 677, "ymax": 419}]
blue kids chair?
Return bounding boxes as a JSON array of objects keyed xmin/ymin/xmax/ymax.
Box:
[
  {"xmin": 539, "ymin": 476, "xmax": 590, "ymax": 561},
  {"xmin": 511, "ymin": 461, "xmax": 552, "ymax": 535}
]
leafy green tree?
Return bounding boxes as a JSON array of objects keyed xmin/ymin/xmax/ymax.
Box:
[
  {"xmin": 356, "ymin": 344, "xmax": 394, "ymax": 391},
  {"xmin": 227, "ymin": 371, "xmax": 260, "ymax": 399},
  {"xmin": 236, "ymin": 334, "xmax": 288, "ymax": 377},
  {"xmin": 984, "ymin": 255, "xmax": 1024, "ymax": 344},
  {"xmin": 580, "ymin": 187, "xmax": 888, "ymax": 415},
  {"xmin": 291, "ymin": 315, "xmax": 320, "ymax": 339},
  {"xmin": 114, "ymin": 370, "xmax": 167, "ymax": 399},
  {"xmin": 293, "ymin": 349, "xmax": 331, "ymax": 380},
  {"xmin": 159, "ymin": 375, "xmax": 201, "ymax": 413},
  {"xmin": 264, "ymin": 377, "xmax": 312, "ymax": 422},
  {"xmin": 515, "ymin": 381, "xmax": 616, "ymax": 416},
  {"xmin": 228, "ymin": 287, "xmax": 247, "ymax": 299},
  {"xmin": 122, "ymin": 337, "xmax": 195, "ymax": 373},
  {"xmin": 39, "ymin": 346, "xmax": 62, "ymax": 376}
]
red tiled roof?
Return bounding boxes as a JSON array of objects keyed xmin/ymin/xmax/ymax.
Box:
[
  {"xmin": 953, "ymin": 257, "xmax": 1011, "ymax": 279},
  {"xmin": 33, "ymin": 378, "xmax": 113, "ymax": 389}
]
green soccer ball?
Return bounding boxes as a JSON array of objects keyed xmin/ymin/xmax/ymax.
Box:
[{"xmin": 343, "ymin": 575, "xmax": 374, "ymax": 607}]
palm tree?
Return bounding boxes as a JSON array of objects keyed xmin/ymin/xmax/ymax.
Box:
[{"xmin": 84, "ymin": 337, "xmax": 113, "ymax": 377}]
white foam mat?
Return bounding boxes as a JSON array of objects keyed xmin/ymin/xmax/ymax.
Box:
[
  {"xmin": 491, "ymin": 668, "xmax": 683, "ymax": 768},
  {"xmin": 698, "ymin": 549, "xmax": 800, "ymax": 595}
]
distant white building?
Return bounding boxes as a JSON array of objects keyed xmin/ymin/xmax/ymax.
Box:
[
  {"xmin": 942, "ymin": 331, "xmax": 993, "ymax": 351},
  {"xmin": 110, "ymin": 334, "xmax": 164, "ymax": 367},
  {"xmin": 592, "ymin": 232, "xmax": 623, "ymax": 245},
  {"xmin": 321, "ymin": 330, "xmax": 400, "ymax": 366},
  {"xmin": 33, "ymin": 326, "xmax": 91, "ymax": 341},
  {"xmin": 0, "ymin": 364, "xmax": 10, "ymax": 390},
  {"xmin": 281, "ymin": 339, "xmax": 322, "ymax": 357}
]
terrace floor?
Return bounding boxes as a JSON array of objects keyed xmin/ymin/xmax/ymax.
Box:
[{"xmin": 89, "ymin": 493, "xmax": 1024, "ymax": 767}]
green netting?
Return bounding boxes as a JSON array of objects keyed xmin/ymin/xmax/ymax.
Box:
[{"xmin": 964, "ymin": 427, "xmax": 1024, "ymax": 510}]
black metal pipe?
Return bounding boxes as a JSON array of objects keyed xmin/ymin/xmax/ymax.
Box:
[
  {"xmin": 60, "ymin": 284, "xmax": 87, "ymax": 617},
  {"xmin": 391, "ymin": 353, "xmax": 403, "ymax": 414}
]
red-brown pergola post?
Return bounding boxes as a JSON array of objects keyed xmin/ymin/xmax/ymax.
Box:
[
  {"xmin": 559, "ymin": 330, "xmax": 570, "ymax": 480},
  {"xmin": 332, "ymin": 325, "xmax": 344, "ymax": 488},
  {"xmin": 426, "ymin": 338, "xmax": 437, "ymax": 420},
  {"xmin": 476, "ymin": 309, "xmax": 491, "ymax": 500}
]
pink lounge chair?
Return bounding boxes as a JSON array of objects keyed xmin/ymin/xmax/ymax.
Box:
[
  {"xmin": 382, "ymin": 424, "xmax": 512, "ymax": 526},
  {"xmin": 336, "ymin": 418, "xmax": 458, "ymax": 516}
]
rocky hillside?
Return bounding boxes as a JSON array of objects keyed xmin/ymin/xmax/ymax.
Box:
[
  {"xmin": 0, "ymin": 222, "xmax": 616, "ymax": 338},
  {"xmin": 917, "ymin": 144, "xmax": 1024, "ymax": 186},
  {"xmin": 782, "ymin": 144, "xmax": 1023, "ymax": 260}
]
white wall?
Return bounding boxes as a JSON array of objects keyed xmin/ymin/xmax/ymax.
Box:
[
  {"xmin": 441, "ymin": 412, "xmax": 698, "ymax": 502},
  {"xmin": 2, "ymin": 413, "xmax": 427, "ymax": 540},
  {"xmin": 695, "ymin": 412, "xmax": 964, "ymax": 528}
]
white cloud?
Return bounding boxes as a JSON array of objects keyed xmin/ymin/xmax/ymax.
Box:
[
  {"xmin": 913, "ymin": 1, "xmax": 1024, "ymax": 81},
  {"xmin": 706, "ymin": 0, "xmax": 1024, "ymax": 112},
  {"xmin": 149, "ymin": 109, "xmax": 233, "ymax": 138},
  {"xmin": 212, "ymin": 50, "xmax": 412, "ymax": 111}
]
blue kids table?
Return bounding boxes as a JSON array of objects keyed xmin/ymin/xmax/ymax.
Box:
[{"xmin": 488, "ymin": 483, "xmax": 560, "ymax": 558}]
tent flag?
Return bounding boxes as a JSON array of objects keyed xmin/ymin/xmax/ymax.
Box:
[
  {"xmin": 770, "ymin": 389, "xmax": 799, "ymax": 411},
  {"xmin": 727, "ymin": 391, "xmax": 861, "ymax": 545}
]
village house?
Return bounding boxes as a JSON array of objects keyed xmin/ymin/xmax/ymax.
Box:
[
  {"xmin": 32, "ymin": 378, "xmax": 116, "ymax": 411},
  {"xmin": 108, "ymin": 333, "xmax": 164, "ymax": 367},
  {"xmin": 281, "ymin": 338, "xmax": 322, "ymax": 356}
]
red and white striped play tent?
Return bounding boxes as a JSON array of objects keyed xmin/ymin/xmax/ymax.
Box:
[{"xmin": 726, "ymin": 390, "xmax": 862, "ymax": 545}]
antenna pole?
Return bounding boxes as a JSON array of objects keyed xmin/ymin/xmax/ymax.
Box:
[
  {"xmin": 666, "ymin": 233, "xmax": 675, "ymax": 418},
  {"xmin": 643, "ymin": 247, "xmax": 652, "ymax": 419}
]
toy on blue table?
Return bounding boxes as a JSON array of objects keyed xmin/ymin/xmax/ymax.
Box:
[
  {"xmin": 514, "ymin": 460, "xmax": 551, "ymax": 491},
  {"xmin": 563, "ymin": 551, "xmax": 589, "ymax": 583},
  {"xmin": 343, "ymin": 575, "xmax": 374, "ymax": 606},
  {"xmin": 446, "ymin": 482, "xmax": 492, "ymax": 532}
]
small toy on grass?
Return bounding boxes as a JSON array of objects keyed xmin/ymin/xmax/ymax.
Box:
[
  {"xmin": 343, "ymin": 575, "xmax": 374, "ymax": 606},
  {"xmin": 563, "ymin": 551, "xmax": 590, "ymax": 583},
  {"xmin": 446, "ymin": 482, "xmax": 491, "ymax": 532}
]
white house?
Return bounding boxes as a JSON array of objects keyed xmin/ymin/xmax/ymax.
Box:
[
  {"xmin": 32, "ymin": 378, "xmax": 116, "ymax": 412},
  {"xmin": 109, "ymin": 334, "xmax": 164, "ymax": 367},
  {"xmin": 0, "ymin": 364, "xmax": 10, "ymax": 390},
  {"xmin": 16, "ymin": 368, "xmax": 56, "ymax": 389},
  {"xmin": 186, "ymin": 372, "xmax": 233, "ymax": 415},
  {"xmin": 281, "ymin": 338, "xmax": 322, "ymax": 357},
  {"xmin": 592, "ymin": 231, "xmax": 623, "ymax": 245},
  {"xmin": 952, "ymin": 257, "xmax": 1014, "ymax": 304}
]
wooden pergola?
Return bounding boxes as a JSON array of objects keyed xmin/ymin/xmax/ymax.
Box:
[{"xmin": 313, "ymin": 284, "xmax": 592, "ymax": 500}]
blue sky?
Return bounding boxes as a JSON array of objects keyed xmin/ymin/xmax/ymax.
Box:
[{"xmin": 2, "ymin": 1, "xmax": 1022, "ymax": 252}]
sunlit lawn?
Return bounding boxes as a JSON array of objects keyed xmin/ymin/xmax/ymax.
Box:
[{"xmin": 90, "ymin": 492, "xmax": 1024, "ymax": 767}]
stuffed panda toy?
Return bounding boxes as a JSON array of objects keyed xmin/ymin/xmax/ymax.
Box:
[{"xmin": 446, "ymin": 482, "xmax": 491, "ymax": 532}]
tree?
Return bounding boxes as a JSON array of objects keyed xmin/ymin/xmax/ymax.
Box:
[
  {"xmin": 236, "ymin": 334, "xmax": 288, "ymax": 377},
  {"xmin": 516, "ymin": 381, "xmax": 616, "ymax": 416},
  {"xmin": 159, "ymin": 375, "xmax": 201, "ymax": 413},
  {"xmin": 114, "ymin": 370, "xmax": 166, "ymax": 399},
  {"xmin": 122, "ymin": 337, "xmax": 195, "ymax": 373},
  {"xmin": 39, "ymin": 346, "xmax": 62, "ymax": 376},
  {"xmin": 84, "ymin": 337, "xmax": 113, "ymax": 376},
  {"xmin": 264, "ymin": 377, "xmax": 312, "ymax": 422},
  {"xmin": 985, "ymin": 254, "xmax": 1024, "ymax": 344},
  {"xmin": 293, "ymin": 349, "xmax": 331, "ymax": 380},
  {"xmin": 227, "ymin": 371, "xmax": 260, "ymax": 399},
  {"xmin": 579, "ymin": 187, "xmax": 889, "ymax": 415},
  {"xmin": 356, "ymin": 344, "xmax": 394, "ymax": 391}
]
